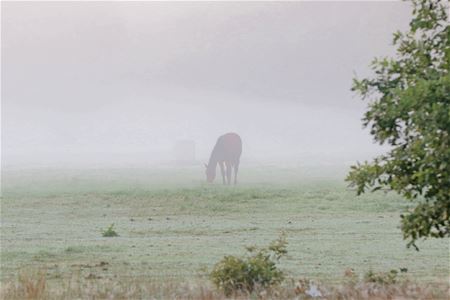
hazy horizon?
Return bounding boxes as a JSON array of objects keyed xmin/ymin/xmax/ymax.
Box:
[{"xmin": 1, "ymin": 1, "xmax": 412, "ymax": 169}]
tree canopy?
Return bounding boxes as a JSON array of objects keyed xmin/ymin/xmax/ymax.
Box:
[{"xmin": 347, "ymin": 0, "xmax": 450, "ymax": 249}]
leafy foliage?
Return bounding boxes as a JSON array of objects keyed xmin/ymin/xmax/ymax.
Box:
[
  {"xmin": 364, "ymin": 269, "xmax": 400, "ymax": 285},
  {"xmin": 210, "ymin": 235, "xmax": 287, "ymax": 296},
  {"xmin": 347, "ymin": 0, "xmax": 450, "ymax": 249},
  {"xmin": 101, "ymin": 223, "xmax": 119, "ymax": 237}
]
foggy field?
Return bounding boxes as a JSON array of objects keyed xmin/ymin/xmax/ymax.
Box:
[
  {"xmin": 2, "ymin": 1, "xmax": 449, "ymax": 298},
  {"xmin": 1, "ymin": 166, "xmax": 448, "ymax": 285}
]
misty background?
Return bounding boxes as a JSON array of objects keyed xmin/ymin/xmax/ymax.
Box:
[{"xmin": 2, "ymin": 2, "xmax": 412, "ymax": 169}]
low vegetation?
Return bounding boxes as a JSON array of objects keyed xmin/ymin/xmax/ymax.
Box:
[
  {"xmin": 101, "ymin": 223, "xmax": 119, "ymax": 237},
  {"xmin": 363, "ymin": 268, "xmax": 406, "ymax": 285},
  {"xmin": 210, "ymin": 235, "xmax": 287, "ymax": 296},
  {"xmin": 1, "ymin": 269, "xmax": 448, "ymax": 300}
]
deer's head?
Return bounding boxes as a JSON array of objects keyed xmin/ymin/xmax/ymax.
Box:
[{"xmin": 204, "ymin": 163, "xmax": 215, "ymax": 183}]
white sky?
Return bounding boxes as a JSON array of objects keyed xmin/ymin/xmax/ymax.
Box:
[{"xmin": 1, "ymin": 1, "xmax": 412, "ymax": 167}]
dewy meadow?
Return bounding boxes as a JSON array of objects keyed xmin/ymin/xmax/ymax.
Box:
[{"xmin": 1, "ymin": 1, "xmax": 449, "ymax": 299}]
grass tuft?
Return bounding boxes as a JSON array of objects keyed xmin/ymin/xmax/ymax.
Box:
[{"xmin": 101, "ymin": 223, "xmax": 119, "ymax": 237}]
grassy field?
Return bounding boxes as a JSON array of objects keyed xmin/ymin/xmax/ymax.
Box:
[{"xmin": 1, "ymin": 165, "xmax": 448, "ymax": 291}]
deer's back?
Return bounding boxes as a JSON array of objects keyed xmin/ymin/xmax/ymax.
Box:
[{"xmin": 214, "ymin": 133, "xmax": 242, "ymax": 161}]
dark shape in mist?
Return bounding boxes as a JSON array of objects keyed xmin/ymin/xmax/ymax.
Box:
[{"xmin": 205, "ymin": 133, "xmax": 242, "ymax": 185}]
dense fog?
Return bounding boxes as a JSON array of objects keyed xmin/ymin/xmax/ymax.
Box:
[{"xmin": 1, "ymin": 2, "xmax": 411, "ymax": 168}]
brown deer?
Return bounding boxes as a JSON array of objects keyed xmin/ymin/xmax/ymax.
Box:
[{"xmin": 205, "ymin": 133, "xmax": 242, "ymax": 185}]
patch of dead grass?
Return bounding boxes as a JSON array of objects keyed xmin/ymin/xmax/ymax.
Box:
[{"xmin": 1, "ymin": 271, "xmax": 448, "ymax": 300}]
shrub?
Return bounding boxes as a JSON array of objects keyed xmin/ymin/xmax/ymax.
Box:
[
  {"xmin": 210, "ymin": 234, "xmax": 287, "ymax": 296},
  {"xmin": 101, "ymin": 223, "xmax": 119, "ymax": 237},
  {"xmin": 364, "ymin": 269, "xmax": 399, "ymax": 285}
]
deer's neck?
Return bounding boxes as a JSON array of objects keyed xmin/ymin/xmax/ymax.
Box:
[{"xmin": 207, "ymin": 148, "xmax": 221, "ymax": 172}]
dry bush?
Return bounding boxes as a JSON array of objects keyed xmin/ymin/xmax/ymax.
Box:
[
  {"xmin": 0, "ymin": 272, "xmax": 226, "ymax": 300},
  {"xmin": 0, "ymin": 271, "xmax": 448, "ymax": 300},
  {"xmin": 1, "ymin": 271, "xmax": 48, "ymax": 300},
  {"xmin": 322, "ymin": 280, "xmax": 449, "ymax": 300}
]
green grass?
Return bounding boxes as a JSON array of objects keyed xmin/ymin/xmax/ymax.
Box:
[{"xmin": 1, "ymin": 166, "xmax": 448, "ymax": 285}]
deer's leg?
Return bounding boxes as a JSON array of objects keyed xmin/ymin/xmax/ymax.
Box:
[
  {"xmin": 234, "ymin": 161, "xmax": 239, "ymax": 185},
  {"xmin": 219, "ymin": 161, "xmax": 226, "ymax": 185},
  {"xmin": 225, "ymin": 161, "xmax": 232, "ymax": 185}
]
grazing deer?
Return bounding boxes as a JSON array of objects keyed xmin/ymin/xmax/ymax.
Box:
[{"xmin": 205, "ymin": 133, "xmax": 242, "ymax": 185}]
